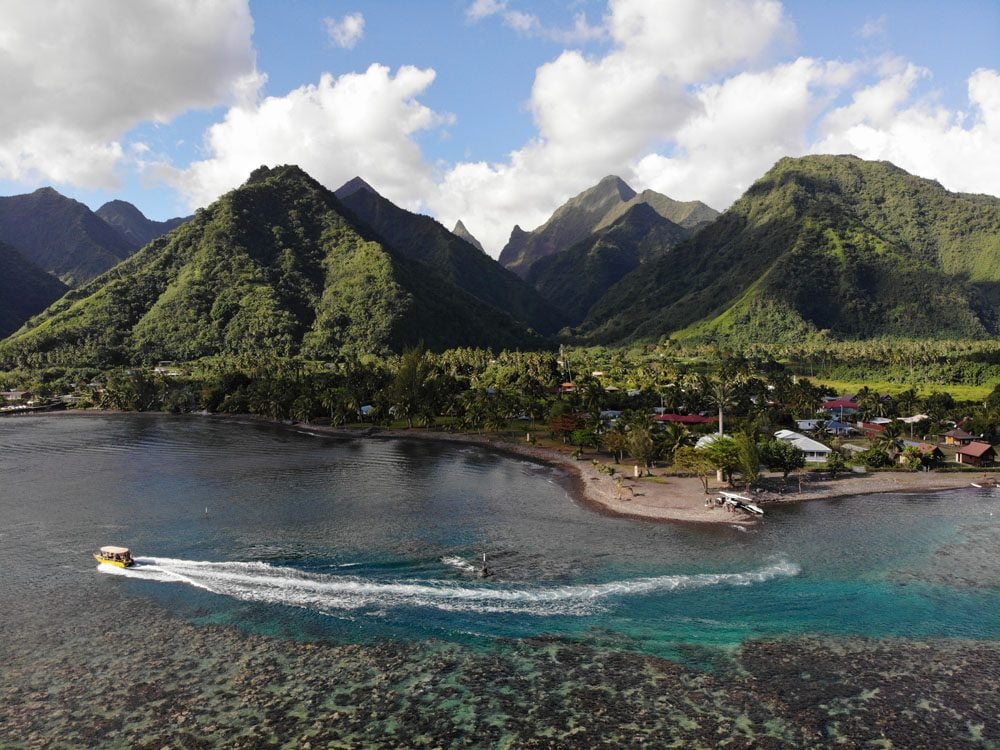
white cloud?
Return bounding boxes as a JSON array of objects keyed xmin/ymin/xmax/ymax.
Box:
[
  {"xmin": 857, "ymin": 14, "xmax": 888, "ymax": 39},
  {"xmin": 608, "ymin": 0, "xmax": 793, "ymax": 81},
  {"xmin": 465, "ymin": 0, "xmax": 506, "ymax": 22},
  {"xmin": 431, "ymin": 0, "xmax": 796, "ymax": 253},
  {"xmin": 325, "ymin": 12, "xmax": 365, "ymax": 50},
  {"xmin": 812, "ymin": 67, "xmax": 1000, "ymax": 198},
  {"xmin": 465, "ymin": 1, "xmax": 606, "ymax": 44},
  {"xmin": 633, "ymin": 58, "xmax": 857, "ymax": 207},
  {"xmin": 170, "ymin": 64, "xmax": 450, "ymax": 211},
  {"xmin": 0, "ymin": 0, "xmax": 257, "ymax": 188}
]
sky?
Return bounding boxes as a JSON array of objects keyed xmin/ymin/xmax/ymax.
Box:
[{"xmin": 0, "ymin": 0, "xmax": 997, "ymax": 257}]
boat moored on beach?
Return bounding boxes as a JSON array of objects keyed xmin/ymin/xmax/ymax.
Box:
[{"xmin": 94, "ymin": 546, "xmax": 135, "ymax": 568}]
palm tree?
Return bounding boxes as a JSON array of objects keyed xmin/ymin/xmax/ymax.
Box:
[
  {"xmin": 875, "ymin": 421, "xmax": 904, "ymax": 460},
  {"xmin": 708, "ymin": 378, "xmax": 737, "ymax": 436}
]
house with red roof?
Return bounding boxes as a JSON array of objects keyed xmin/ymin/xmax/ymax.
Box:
[
  {"xmin": 956, "ymin": 441, "xmax": 996, "ymax": 467},
  {"xmin": 654, "ymin": 413, "xmax": 714, "ymax": 425}
]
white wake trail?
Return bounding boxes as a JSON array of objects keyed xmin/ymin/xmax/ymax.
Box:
[{"xmin": 98, "ymin": 556, "xmax": 799, "ymax": 617}]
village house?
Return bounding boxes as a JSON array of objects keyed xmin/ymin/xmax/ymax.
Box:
[
  {"xmin": 941, "ymin": 428, "xmax": 977, "ymax": 446},
  {"xmin": 956, "ymin": 441, "xmax": 996, "ymax": 467},
  {"xmin": 900, "ymin": 441, "xmax": 944, "ymax": 466},
  {"xmin": 774, "ymin": 429, "xmax": 832, "ymax": 463}
]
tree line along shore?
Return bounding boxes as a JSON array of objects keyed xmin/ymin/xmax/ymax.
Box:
[{"xmin": 5, "ymin": 342, "xmax": 1000, "ymax": 523}]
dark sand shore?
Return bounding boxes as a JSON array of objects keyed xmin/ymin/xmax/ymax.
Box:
[{"xmin": 37, "ymin": 410, "xmax": 987, "ymax": 526}]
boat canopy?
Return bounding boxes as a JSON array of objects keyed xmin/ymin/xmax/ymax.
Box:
[{"xmin": 100, "ymin": 545, "xmax": 130, "ymax": 555}]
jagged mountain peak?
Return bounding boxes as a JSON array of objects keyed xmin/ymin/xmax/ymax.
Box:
[
  {"xmin": 452, "ymin": 220, "xmax": 485, "ymax": 253},
  {"xmin": 334, "ymin": 176, "xmax": 380, "ymax": 200}
]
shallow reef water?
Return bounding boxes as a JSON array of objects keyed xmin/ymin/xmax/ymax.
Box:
[
  {"xmin": 3, "ymin": 414, "xmax": 1000, "ymax": 747},
  {"xmin": 3, "ymin": 595, "xmax": 999, "ymax": 748}
]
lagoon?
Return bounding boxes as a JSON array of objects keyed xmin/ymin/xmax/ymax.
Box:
[{"xmin": 2, "ymin": 414, "xmax": 999, "ymax": 746}]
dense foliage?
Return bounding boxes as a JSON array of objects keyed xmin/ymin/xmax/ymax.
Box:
[
  {"xmin": 337, "ymin": 182, "xmax": 565, "ymax": 335},
  {"xmin": 0, "ymin": 166, "xmax": 546, "ymax": 370},
  {"xmin": 0, "ymin": 242, "xmax": 68, "ymax": 338},
  {"xmin": 582, "ymin": 155, "xmax": 1000, "ymax": 344},
  {"xmin": 526, "ymin": 203, "xmax": 688, "ymax": 325}
]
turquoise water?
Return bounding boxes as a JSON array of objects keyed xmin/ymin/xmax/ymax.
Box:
[
  {"xmin": 3, "ymin": 414, "xmax": 1000, "ymax": 649},
  {"xmin": 3, "ymin": 413, "xmax": 1000, "ymax": 746}
]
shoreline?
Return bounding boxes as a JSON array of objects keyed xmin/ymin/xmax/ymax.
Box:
[{"xmin": 34, "ymin": 409, "xmax": 988, "ymax": 527}]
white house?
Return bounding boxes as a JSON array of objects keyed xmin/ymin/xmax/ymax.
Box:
[{"xmin": 774, "ymin": 429, "xmax": 832, "ymax": 463}]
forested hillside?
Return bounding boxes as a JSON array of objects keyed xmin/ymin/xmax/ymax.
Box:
[
  {"xmin": 526, "ymin": 203, "xmax": 688, "ymax": 325},
  {"xmin": 0, "ymin": 242, "xmax": 68, "ymax": 338},
  {"xmin": 0, "ymin": 166, "xmax": 544, "ymax": 369},
  {"xmin": 336, "ymin": 178, "xmax": 565, "ymax": 334},
  {"xmin": 583, "ymin": 155, "xmax": 1000, "ymax": 344}
]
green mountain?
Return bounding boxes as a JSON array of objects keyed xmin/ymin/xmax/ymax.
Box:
[
  {"xmin": 0, "ymin": 242, "xmax": 68, "ymax": 339},
  {"xmin": 0, "ymin": 166, "xmax": 545, "ymax": 369},
  {"xmin": 0, "ymin": 187, "xmax": 135, "ymax": 286},
  {"xmin": 595, "ymin": 189, "xmax": 718, "ymax": 234},
  {"xmin": 526, "ymin": 203, "xmax": 689, "ymax": 326},
  {"xmin": 497, "ymin": 176, "xmax": 717, "ymax": 278},
  {"xmin": 335, "ymin": 177, "xmax": 565, "ymax": 334},
  {"xmin": 96, "ymin": 200, "xmax": 189, "ymax": 251},
  {"xmin": 582, "ymin": 155, "xmax": 1000, "ymax": 344}
]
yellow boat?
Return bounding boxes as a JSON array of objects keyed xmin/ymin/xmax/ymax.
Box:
[{"xmin": 94, "ymin": 545, "xmax": 135, "ymax": 568}]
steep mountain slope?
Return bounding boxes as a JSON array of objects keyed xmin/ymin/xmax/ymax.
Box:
[
  {"xmin": 0, "ymin": 188, "xmax": 135, "ymax": 286},
  {"xmin": 595, "ymin": 189, "xmax": 718, "ymax": 234},
  {"xmin": 498, "ymin": 176, "xmax": 636, "ymax": 277},
  {"xmin": 335, "ymin": 178, "xmax": 565, "ymax": 334},
  {"xmin": 0, "ymin": 166, "xmax": 544, "ymax": 369},
  {"xmin": 526, "ymin": 203, "xmax": 689, "ymax": 325},
  {"xmin": 498, "ymin": 176, "xmax": 718, "ymax": 278},
  {"xmin": 582, "ymin": 155, "xmax": 1000, "ymax": 344},
  {"xmin": 0, "ymin": 242, "xmax": 68, "ymax": 339},
  {"xmin": 96, "ymin": 200, "xmax": 189, "ymax": 251},
  {"xmin": 452, "ymin": 220, "xmax": 485, "ymax": 252}
]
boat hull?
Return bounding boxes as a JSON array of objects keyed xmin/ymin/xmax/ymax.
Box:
[{"xmin": 94, "ymin": 554, "xmax": 134, "ymax": 568}]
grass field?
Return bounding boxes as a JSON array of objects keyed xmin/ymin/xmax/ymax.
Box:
[{"xmin": 813, "ymin": 378, "xmax": 997, "ymax": 403}]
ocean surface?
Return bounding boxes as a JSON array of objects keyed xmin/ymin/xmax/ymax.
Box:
[{"xmin": 2, "ymin": 413, "xmax": 999, "ymax": 747}]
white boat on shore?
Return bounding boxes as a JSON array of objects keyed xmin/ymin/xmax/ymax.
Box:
[{"xmin": 719, "ymin": 491, "xmax": 764, "ymax": 516}]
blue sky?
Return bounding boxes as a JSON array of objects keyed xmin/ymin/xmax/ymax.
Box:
[{"xmin": 0, "ymin": 0, "xmax": 997, "ymax": 255}]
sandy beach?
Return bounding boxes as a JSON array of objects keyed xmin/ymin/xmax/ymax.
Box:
[
  {"xmin": 33, "ymin": 410, "xmax": 990, "ymax": 526},
  {"xmin": 270, "ymin": 418, "xmax": 989, "ymax": 527}
]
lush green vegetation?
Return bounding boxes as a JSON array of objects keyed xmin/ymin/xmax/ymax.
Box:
[
  {"xmin": 526, "ymin": 203, "xmax": 687, "ymax": 325},
  {"xmin": 0, "ymin": 166, "xmax": 546, "ymax": 370},
  {"xmin": 10, "ymin": 340, "xmax": 1000, "ymax": 489},
  {"xmin": 0, "ymin": 242, "xmax": 68, "ymax": 338},
  {"xmin": 337, "ymin": 182, "xmax": 565, "ymax": 335},
  {"xmin": 582, "ymin": 155, "xmax": 1000, "ymax": 344}
]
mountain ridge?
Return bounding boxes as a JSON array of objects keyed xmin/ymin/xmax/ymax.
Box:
[
  {"xmin": 580, "ymin": 154, "xmax": 1000, "ymax": 344},
  {"xmin": 0, "ymin": 165, "xmax": 545, "ymax": 369}
]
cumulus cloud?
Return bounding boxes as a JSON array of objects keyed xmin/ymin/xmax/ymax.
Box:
[
  {"xmin": 431, "ymin": 0, "xmax": 796, "ymax": 253},
  {"xmin": 0, "ymin": 0, "xmax": 257, "ymax": 188},
  {"xmin": 812, "ymin": 66, "xmax": 1000, "ymax": 198},
  {"xmin": 170, "ymin": 64, "xmax": 450, "ymax": 211},
  {"xmin": 325, "ymin": 12, "xmax": 365, "ymax": 50},
  {"xmin": 633, "ymin": 58, "xmax": 857, "ymax": 207}
]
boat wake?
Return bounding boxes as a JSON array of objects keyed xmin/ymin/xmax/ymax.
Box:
[{"xmin": 99, "ymin": 556, "xmax": 800, "ymax": 617}]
